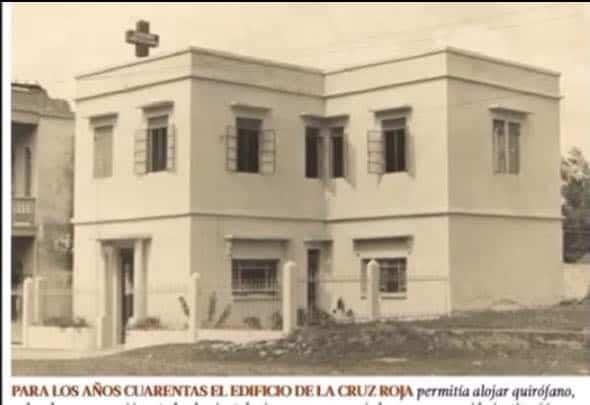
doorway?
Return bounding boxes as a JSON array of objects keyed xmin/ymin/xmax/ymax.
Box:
[
  {"xmin": 307, "ymin": 249, "xmax": 320, "ymax": 324},
  {"xmin": 119, "ymin": 248, "xmax": 134, "ymax": 343}
]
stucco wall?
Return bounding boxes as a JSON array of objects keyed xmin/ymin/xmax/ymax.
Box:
[
  {"xmin": 189, "ymin": 78, "xmax": 326, "ymax": 220},
  {"xmin": 449, "ymin": 215, "xmax": 562, "ymax": 310},
  {"xmin": 325, "ymin": 216, "xmax": 451, "ymax": 319},
  {"xmin": 73, "ymin": 217, "xmax": 192, "ymax": 328},
  {"xmin": 74, "ymin": 80, "xmax": 192, "ymax": 223},
  {"xmin": 447, "ymin": 79, "xmax": 561, "ymax": 218}
]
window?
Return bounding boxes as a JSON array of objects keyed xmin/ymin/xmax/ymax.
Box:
[
  {"xmin": 379, "ymin": 258, "xmax": 407, "ymax": 294},
  {"xmin": 305, "ymin": 127, "xmax": 322, "ymax": 178},
  {"xmin": 147, "ymin": 115, "xmax": 168, "ymax": 172},
  {"xmin": 232, "ymin": 259, "xmax": 278, "ymax": 296},
  {"xmin": 383, "ymin": 118, "xmax": 406, "ymax": 173},
  {"xmin": 493, "ymin": 119, "xmax": 520, "ymax": 174},
  {"xmin": 330, "ymin": 126, "xmax": 345, "ymax": 178},
  {"xmin": 361, "ymin": 258, "xmax": 407, "ymax": 295},
  {"xmin": 93, "ymin": 125, "xmax": 113, "ymax": 178},
  {"xmin": 236, "ymin": 118, "xmax": 261, "ymax": 173}
]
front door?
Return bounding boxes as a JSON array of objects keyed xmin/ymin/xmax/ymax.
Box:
[
  {"xmin": 307, "ymin": 249, "xmax": 320, "ymax": 324},
  {"xmin": 120, "ymin": 248, "xmax": 134, "ymax": 343}
]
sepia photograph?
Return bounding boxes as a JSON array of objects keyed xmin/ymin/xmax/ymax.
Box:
[{"xmin": 5, "ymin": 2, "xmax": 590, "ymax": 378}]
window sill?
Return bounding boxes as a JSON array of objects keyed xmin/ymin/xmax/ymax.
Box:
[
  {"xmin": 232, "ymin": 293, "xmax": 280, "ymax": 302},
  {"xmin": 380, "ymin": 293, "xmax": 407, "ymax": 300}
]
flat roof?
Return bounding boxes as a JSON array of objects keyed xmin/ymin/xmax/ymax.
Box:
[{"xmin": 76, "ymin": 45, "xmax": 561, "ymax": 80}]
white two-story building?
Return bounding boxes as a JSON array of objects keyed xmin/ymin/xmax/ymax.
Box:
[{"xmin": 72, "ymin": 46, "xmax": 562, "ymax": 346}]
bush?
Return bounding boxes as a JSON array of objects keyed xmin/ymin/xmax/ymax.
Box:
[
  {"xmin": 244, "ymin": 316, "xmax": 262, "ymax": 330},
  {"xmin": 129, "ymin": 317, "xmax": 161, "ymax": 330},
  {"xmin": 270, "ymin": 311, "xmax": 283, "ymax": 330},
  {"xmin": 43, "ymin": 317, "xmax": 88, "ymax": 329}
]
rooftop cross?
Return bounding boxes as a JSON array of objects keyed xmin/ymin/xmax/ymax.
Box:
[{"xmin": 125, "ymin": 20, "xmax": 159, "ymax": 58}]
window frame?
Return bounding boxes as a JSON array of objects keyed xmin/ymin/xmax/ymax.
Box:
[
  {"xmin": 329, "ymin": 125, "xmax": 345, "ymax": 178},
  {"xmin": 231, "ymin": 259, "xmax": 280, "ymax": 297},
  {"xmin": 235, "ymin": 117, "xmax": 262, "ymax": 174},
  {"xmin": 146, "ymin": 115, "xmax": 169, "ymax": 173},
  {"xmin": 92, "ymin": 124, "xmax": 114, "ymax": 179},
  {"xmin": 492, "ymin": 116, "xmax": 521, "ymax": 175},
  {"xmin": 305, "ymin": 126, "xmax": 322, "ymax": 179},
  {"xmin": 381, "ymin": 117, "xmax": 407, "ymax": 173},
  {"xmin": 361, "ymin": 257, "xmax": 408, "ymax": 299}
]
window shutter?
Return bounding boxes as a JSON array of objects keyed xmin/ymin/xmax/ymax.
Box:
[
  {"xmin": 405, "ymin": 126, "xmax": 413, "ymax": 176},
  {"xmin": 225, "ymin": 125, "xmax": 237, "ymax": 172},
  {"xmin": 367, "ymin": 130, "xmax": 385, "ymax": 174},
  {"xmin": 260, "ymin": 129, "xmax": 276, "ymax": 175},
  {"xmin": 166, "ymin": 124, "xmax": 176, "ymax": 171},
  {"xmin": 343, "ymin": 132, "xmax": 350, "ymax": 180},
  {"xmin": 134, "ymin": 128, "xmax": 148, "ymax": 175}
]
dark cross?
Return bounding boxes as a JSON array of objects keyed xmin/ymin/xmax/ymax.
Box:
[{"xmin": 125, "ymin": 20, "xmax": 159, "ymax": 57}]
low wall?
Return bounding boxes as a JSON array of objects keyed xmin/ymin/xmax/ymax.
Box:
[
  {"xmin": 563, "ymin": 263, "xmax": 590, "ymax": 301},
  {"xmin": 26, "ymin": 326, "xmax": 96, "ymax": 351}
]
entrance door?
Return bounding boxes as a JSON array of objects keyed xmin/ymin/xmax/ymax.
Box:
[
  {"xmin": 307, "ymin": 249, "xmax": 320, "ymax": 324},
  {"xmin": 119, "ymin": 248, "xmax": 134, "ymax": 343}
]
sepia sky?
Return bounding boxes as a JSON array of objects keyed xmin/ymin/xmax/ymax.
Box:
[{"xmin": 10, "ymin": 2, "xmax": 590, "ymax": 154}]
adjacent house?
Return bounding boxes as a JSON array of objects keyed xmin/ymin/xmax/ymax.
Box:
[
  {"xmin": 72, "ymin": 46, "xmax": 562, "ymax": 348},
  {"xmin": 11, "ymin": 83, "xmax": 75, "ymax": 342}
]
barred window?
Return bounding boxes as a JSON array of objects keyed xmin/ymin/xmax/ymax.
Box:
[
  {"xmin": 361, "ymin": 258, "xmax": 407, "ymax": 296},
  {"xmin": 232, "ymin": 259, "xmax": 279, "ymax": 296}
]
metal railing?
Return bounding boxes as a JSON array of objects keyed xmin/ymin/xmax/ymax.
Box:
[{"xmin": 12, "ymin": 197, "xmax": 35, "ymax": 225}]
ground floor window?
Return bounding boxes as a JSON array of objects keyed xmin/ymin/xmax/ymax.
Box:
[
  {"xmin": 361, "ymin": 257, "xmax": 408, "ymax": 296},
  {"xmin": 232, "ymin": 259, "xmax": 279, "ymax": 296}
]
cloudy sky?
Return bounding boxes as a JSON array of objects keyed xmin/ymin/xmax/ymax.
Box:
[{"xmin": 10, "ymin": 3, "xmax": 590, "ymax": 154}]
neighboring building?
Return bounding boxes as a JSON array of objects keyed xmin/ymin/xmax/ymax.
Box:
[
  {"xmin": 72, "ymin": 46, "xmax": 562, "ymax": 347},
  {"xmin": 11, "ymin": 83, "xmax": 75, "ymax": 338}
]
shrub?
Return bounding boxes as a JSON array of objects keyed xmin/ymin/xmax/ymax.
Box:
[
  {"xmin": 43, "ymin": 317, "xmax": 88, "ymax": 329},
  {"xmin": 129, "ymin": 317, "xmax": 161, "ymax": 330},
  {"xmin": 244, "ymin": 316, "xmax": 262, "ymax": 330},
  {"xmin": 270, "ymin": 311, "xmax": 283, "ymax": 330},
  {"xmin": 178, "ymin": 296, "xmax": 190, "ymax": 317},
  {"xmin": 214, "ymin": 304, "xmax": 232, "ymax": 328}
]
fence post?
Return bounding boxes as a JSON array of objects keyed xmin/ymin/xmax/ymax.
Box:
[
  {"xmin": 367, "ymin": 259, "xmax": 380, "ymax": 321},
  {"xmin": 188, "ymin": 272, "xmax": 200, "ymax": 342},
  {"xmin": 282, "ymin": 261, "xmax": 297, "ymax": 336},
  {"xmin": 22, "ymin": 277, "xmax": 34, "ymax": 347},
  {"xmin": 33, "ymin": 276, "xmax": 47, "ymax": 325}
]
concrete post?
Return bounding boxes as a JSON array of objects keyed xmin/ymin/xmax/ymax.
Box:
[
  {"xmin": 22, "ymin": 277, "xmax": 34, "ymax": 347},
  {"xmin": 133, "ymin": 239, "xmax": 146, "ymax": 322},
  {"xmin": 188, "ymin": 272, "xmax": 200, "ymax": 342},
  {"xmin": 33, "ymin": 276, "xmax": 47, "ymax": 325},
  {"xmin": 282, "ymin": 261, "xmax": 297, "ymax": 336},
  {"xmin": 367, "ymin": 259, "xmax": 380, "ymax": 321},
  {"xmin": 96, "ymin": 244, "xmax": 112, "ymax": 349}
]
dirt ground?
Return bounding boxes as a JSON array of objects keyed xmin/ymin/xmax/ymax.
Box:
[{"xmin": 12, "ymin": 303, "xmax": 590, "ymax": 376}]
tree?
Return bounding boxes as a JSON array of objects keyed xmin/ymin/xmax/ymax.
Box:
[{"xmin": 561, "ymin": 147, "xmax": 590, "ymax": 262}]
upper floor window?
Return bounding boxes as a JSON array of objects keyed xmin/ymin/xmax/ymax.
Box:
[
  {"xmin": 147, "ymin": 115, "xmax": 169, "ymax": 172},
  {"xmin": 236, "ymin": 118, "xmax": 261, "ymax": 173},
  {"xmin": 493, "ymin": 118, "xmax": 520, "ymax": 174},
  {"xmin": 382, "ymin": 118, "xmax": 407, "ymax": 173},
  {"xmin": 24, "ymin": 147, "xmax": 33, "ymax": 196},
  {"xmin": 225, "ymin": 116, "xmax": 275, "ymax": 175},
  {"xmin": 368, "ymin": 113, "xmax": 410, "ymax": 175},
  {"xmin": 330, "ymin": 126, "xmax": 345, "ymax": 178},
  {"xmin": 134, "ymin": 106, "xmax": 176, "ymax": 175},
  {"xmin": 305, "ymin": 126, "xmax": 322, "ymax": 179},
  {"xmin": 93, "ymin": 125, "xmax": 113, "ymax": 178}
]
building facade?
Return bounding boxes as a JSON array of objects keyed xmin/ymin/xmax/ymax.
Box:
[
  {"xmin": 72, "ymin": 47, "xmax": 562, "ymax": 346},
  {"xmin": 11, "ymin": 83, "xmax": 75, "ymax": 339}
]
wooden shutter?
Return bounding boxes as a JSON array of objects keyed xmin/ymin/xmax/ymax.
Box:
[
  {"xmin": 367, "ymin": 130, "xmax": 384, "ymax": 174},
  {"xmin": 225, "ymin": 125, "xmax": 237, "ymax": 172},
  {"xmin": 343, "ymin": 132, "xmax": 350, "ymax": 180},
  {"xmin": 166, "ymin": 124, "xmax": 176, "ymax": 171},
  {"xmin": 260, "ymin": 129, "xmax": 276, "ymax": 175},
  {"xmin": 404, "ymin": 126, "xmax": 413, "ymax": 176},
  {"xmin": 134, "ymin": 128, "xmax": 148, "ymax": 175}
]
